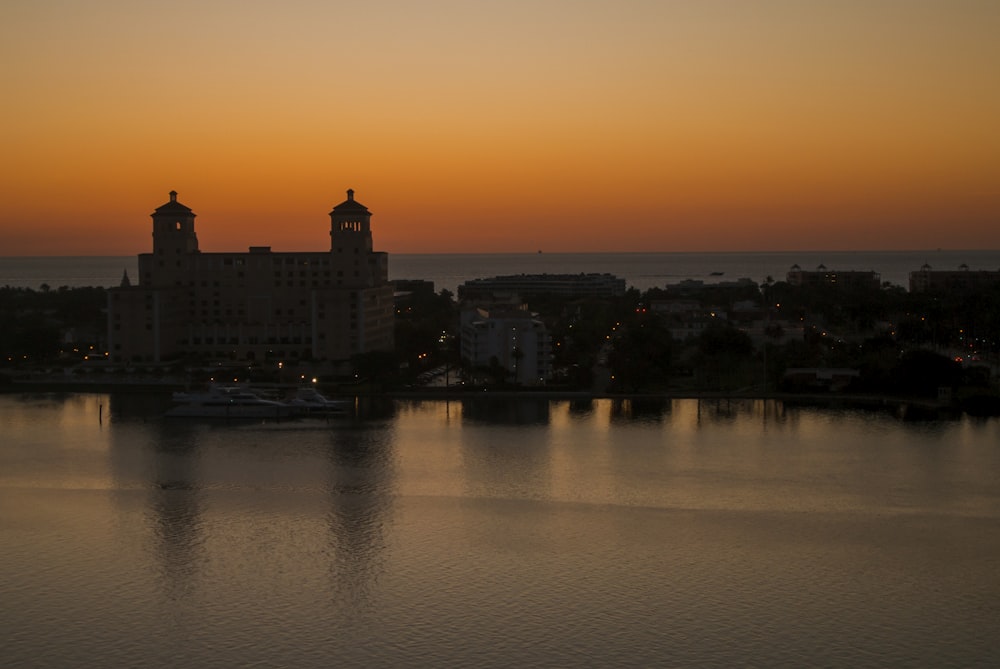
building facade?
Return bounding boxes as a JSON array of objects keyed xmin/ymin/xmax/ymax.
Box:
[
  {"xmin": 458, "ymin": 273, "xmax": 626, "ymax": 300},
  {"xmin": 460, "ymin": 306, "xmax": 553, "ymax": 385},
  {"xmin": 786, "ymin": 265, "xmax": 881, "ymax": 290},
  {"xmin": 908, "ymin": 264, "xmax": 1000, "ymax": 293},
  {"xmin": 107, "ymin": 190, "xmax": 394, "ymax": 366}
]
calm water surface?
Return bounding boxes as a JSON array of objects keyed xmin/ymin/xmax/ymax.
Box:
[{"xmin": 2, "ymin": 394, "xmax": 999, "ymax": 667}]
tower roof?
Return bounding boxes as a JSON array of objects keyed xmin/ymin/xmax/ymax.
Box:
[
  {"xmin": 330, "ymin": 188, "xmax": 370, "ymax": 215},
  {"xmin": 152, "ymin": 190, "xmax": 195, "ymax": 217}
]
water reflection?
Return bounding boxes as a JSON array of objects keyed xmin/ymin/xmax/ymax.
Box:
[
  {"xmin": 107, "ymin": 392, "xmax": 175, "ymax": 422},
  {"xmin": 696, "ymin": 397, "xmax": 757, "ymax": 422},
  {"xmin": 148, "ymin": 464, "xmax": 203, "ymax": 596},
  {"xmin": 4, "ymin": 393, "xmax": 1000, "ymax": 667},
  {"xmin": 353, "ymin": 395, "xmax": 397, "ymax": 420},
  {"xmin": 609, "ymin": 397, "xmax": 670, "ymax": 423},
  {"xmin": 324, "ymin": 424, "xmax": 395, "ymax": 610},
  {"xmin": 114, "ymin": 414, "xmax": 206, "ymax": 599},
  {"xmin": 460, "ymin": 417, "xmax": 553, "ymax": 502},
  {"xmin": 461, "ymin": 397, "xmax": 550, "ymax": 424}
]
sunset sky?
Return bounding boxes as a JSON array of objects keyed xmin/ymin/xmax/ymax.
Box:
[{"xmin": 2, "ymin": 1, "xmax": 998, "ymax": 255}]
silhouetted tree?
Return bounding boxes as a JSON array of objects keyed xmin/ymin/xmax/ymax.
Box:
[
  {"xmin": 694, "ymin": 322, "xmax": 754, "ymax": 391},
  {"xmin": 894, "ymin": 350, "xmax": 962, "ymax": 398},
  {"xmin": 608, "ymin": 311, "xmax": 672, "ymax": 392}
]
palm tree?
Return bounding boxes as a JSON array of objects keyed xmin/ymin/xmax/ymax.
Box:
[{"xmin": 511, "ymin": 346, "xmax": 524, "ymax": 385}]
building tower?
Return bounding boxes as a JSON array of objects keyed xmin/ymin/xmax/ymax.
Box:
[
  {"xmin": 329, "ymin": 189, "xmax": 373, "ymax": 255},
  {"xmin": 152, "ymin": 191, "xmax": 199, "ymax": 257}
]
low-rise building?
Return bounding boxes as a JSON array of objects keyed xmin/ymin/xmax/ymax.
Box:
[{"xmin": 460, "ymin": 306, "xmax": 552, "ymax": 385}]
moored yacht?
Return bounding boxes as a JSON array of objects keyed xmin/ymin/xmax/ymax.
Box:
[
  {"xmin": 165, "ymin": 385, "xmax": 293, "ymax": 418},
  {"xmin": 286, "ymin": 387, "xmax": 350, "ymax": 415}
]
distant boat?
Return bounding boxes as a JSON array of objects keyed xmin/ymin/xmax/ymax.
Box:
[
  {"xmin": 709, "ymin": 271, "xmax": 724, "ymax": 276},
  {"xmin": 166, "ymin": 385, "xmax": 293, "ymax": 418}
]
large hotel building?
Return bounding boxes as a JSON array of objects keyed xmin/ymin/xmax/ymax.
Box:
[{"xmin": 107, "ymin": 190, "xmax": 394, "ymax": 367}]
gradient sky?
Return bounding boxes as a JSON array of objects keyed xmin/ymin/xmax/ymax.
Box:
[{"xmin": 2, "ymin": 0, "xmax": 998, "ymax": 255}]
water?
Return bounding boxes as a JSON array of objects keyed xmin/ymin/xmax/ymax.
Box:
[
  {"xmin": 2, "ymin": 393, "xmax": 999, "ymax": 667},
  {"xmin": 3, "ymin": 249, "xmax": 1000, "ymax": 294}
]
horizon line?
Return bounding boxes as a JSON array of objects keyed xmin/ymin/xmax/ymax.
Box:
[{"xmin": 3, "ymin": 248, "xmax": 1000, "ymax": 259}]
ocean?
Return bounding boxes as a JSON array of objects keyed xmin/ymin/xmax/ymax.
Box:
[
  {"xmin": 2, "ymin": 394, "xmax": 998, "ymax": 667},
  {"xmin": 3, "ymin": 249, "xmax": 1000, "ymax": 294}
]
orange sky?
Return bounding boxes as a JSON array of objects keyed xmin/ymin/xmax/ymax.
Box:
[{"xmin": 2, "ymin": 1, "xmax": 998, "ymax": 255}]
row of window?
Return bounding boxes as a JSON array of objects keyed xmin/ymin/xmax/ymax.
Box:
[
  {"xmin": 181, "ymin": 336, "xmax": 314, "ymax": 345},
  {"xmin": 116, "ymin": 317, "xmax": 361, "ymax": 332}
]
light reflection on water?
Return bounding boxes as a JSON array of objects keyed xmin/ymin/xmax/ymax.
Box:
[{"xmin": 1, "ymin": 393, "xmax": 999, "ymax": 668}]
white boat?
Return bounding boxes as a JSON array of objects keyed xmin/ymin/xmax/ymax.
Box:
[
  {"xmin": 166, "ymin": 386, "xmax": 293, "ymax": 418},
  {"xmin": 286, "ymin": 387, "xmax": 350, "ymax": 415}
]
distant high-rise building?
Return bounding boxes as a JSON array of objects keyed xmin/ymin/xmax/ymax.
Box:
[
  {"xmin": 107, "ymin": 190, "xmax": 394, "ymax": 366},
  {"xmin": 785, "ymin": 265, "xmax": 881, "ymax": 290},
  {"xmin": 458, "ymin": 273, "xmax": 626, "ymax": 300}
]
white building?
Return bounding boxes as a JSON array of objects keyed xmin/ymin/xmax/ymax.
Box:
[{"xmin": 460, "ymin": 307, "xmax": 552, "ymax": 385}]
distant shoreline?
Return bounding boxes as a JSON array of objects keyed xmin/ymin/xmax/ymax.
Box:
[{"xmin": 6, "ymin": 249, "xmax": 1000, "ymax": 295}]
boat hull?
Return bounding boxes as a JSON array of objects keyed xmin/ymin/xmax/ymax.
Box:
[
  {"xmin": 165, "ymin": 386, "xmax": 294, "ymax": 418},
  {"xmin": 165, "ymin": 403, "xmax": 293, "ymax": 418}
]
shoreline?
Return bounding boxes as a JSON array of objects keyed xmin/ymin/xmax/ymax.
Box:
[{"xmin": 0, "ymin": 376, "xmax": 967, "ymax": 415}]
